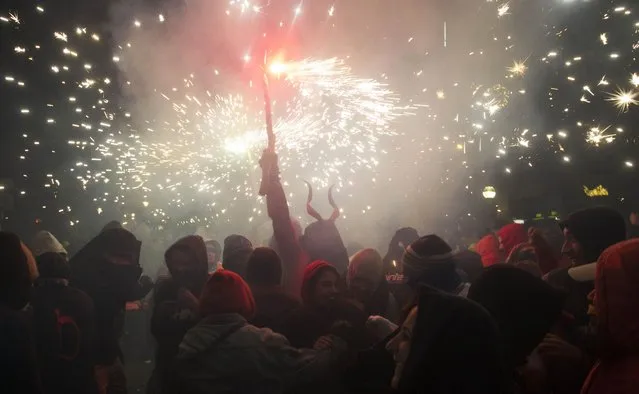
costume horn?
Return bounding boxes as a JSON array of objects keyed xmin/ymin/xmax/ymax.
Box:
[
  {"xmin": 328, "ymin": 185, "xmax": 340, "ymax": 221},
  {"xmin": 304, "ymin": 181, "xmax": 324, "ymax": 221}
]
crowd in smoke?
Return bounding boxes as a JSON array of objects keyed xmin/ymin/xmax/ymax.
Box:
[{"xmin": 2, "ymin": 149, "xmax": 639, "ymax": 394}]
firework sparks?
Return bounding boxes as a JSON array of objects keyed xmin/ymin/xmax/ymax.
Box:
[{"xmin": 606, "ymin": 88, "xmax": 639, "ymax": 112}]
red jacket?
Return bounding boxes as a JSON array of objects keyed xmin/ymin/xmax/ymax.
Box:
[
  {"xmin": 476, "ymin": 234, "xmax": 502, "ymax": 268},
  {"xmin": 582, "ymin": 239, "xmax": 639, "ymax": 394}
]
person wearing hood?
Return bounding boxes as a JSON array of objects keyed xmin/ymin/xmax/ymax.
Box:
[
  {"xmin": 498, "ymin": 223, "xmax": 528, "ymax": 260},
  {"xmin": 245, "ymin": 247, "xmax": 301, "ymax": 335},
  {"xmin": 174, "ymin": 270, "xmax": 346, "ymax": 394},
  {"xmin": 382, "ymin": 227, "xmax": 419, "ymax": 276},
  {"xmin": 69, "ymin": 228, "xmax": 147, "ymax": 394},
  {"xmin": 222, "ymin": 234, "xmax": 254, "ymax": 278},
  {"xmin": 386, "ymin": 285, "xmax": 510, "ymax": 394},
  {"xmin": 204, "ymin": 239, "xmax": 222, "ymax": 273},
  {"xmin": 148, "ymin": 235, "xmax": 210, "ymax": 394},
  {"xmin": 32, "ymin": 252, "xmax": 98, "ymax": 394},
  {"xmin": 401, "ymin": 235, "xmax": 470, "ymax": 300},
  {"xmin": 581, "ymin": 239, "xmax": 639, "ymax": 394},
  {"xmin": 282, "ymin": 260, "xmax": 369, "ymax": 350},
  {"xmin": 476, "ymin": 232, "xmax": 504, "ymax": 268},
  {"xmin": 347, "ymin": 248, "xmax": 400, "ymax": 323},
  {"xmin": 468, "ymin": 265, "xmax": 567, "ymax": 394},
  {"xmin": 31, "ymin": 230, "xmax": 68, "ymax": 259},
  {"xmin": 546, "ymin": 207, "xmax": 626, "ymax": 328},
  {"xmin": 0, "ymin": 232, "xmax": 42, "ymax": 394}
]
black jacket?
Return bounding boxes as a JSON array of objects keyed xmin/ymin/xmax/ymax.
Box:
[{"xmin": 32, "ymin": 280, "xmax": 98, "ymax": 394}]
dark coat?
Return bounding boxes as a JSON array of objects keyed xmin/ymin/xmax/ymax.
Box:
[
  {"xmin": 32, "ymin": 279, "xmax": 98, "ymax": 394},
  {"xmin": 249, "ymin": 287, "xmax": 301, "ymax": 335}
]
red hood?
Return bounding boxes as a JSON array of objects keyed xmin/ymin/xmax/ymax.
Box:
[
  {"xmin": 497, "ymin": 224, "xmax": 527, "ymax": 257},
  {"xmin": 476, "ymin": 234, "xmax": 502, "ymax": 268},
  {"xmin": 596, "ymin": 239, "xmax": 639, "ymax": 355},
  {"xmin": 301, "ymin": 260, "xmax": 338, "ymax": 305}
]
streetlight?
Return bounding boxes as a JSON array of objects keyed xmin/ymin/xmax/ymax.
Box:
[{"xmin": 482, "ymin": 186, "xmax": 497, "ymax": 199}]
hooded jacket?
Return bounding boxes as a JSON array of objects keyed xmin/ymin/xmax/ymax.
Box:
[
  {"xmin": 32, "ymin": 252, "xmax": 98, "ymax": 394},
  {"xmin": 581, "ymin": 239, "xmax": 639, "ymax": 394},
  {"xmin": 283, "ymin": 261, "xmax": 369, "ymax": 349},
  {"xmin": 69, "ymin": 228, "xmax": 143, "ymax": 365},
  {"xmin": 397, "ymin": 286, "xmax": 510, "ymax": 394},
  {"xmin": 476, "ymin": 234, "xmax": 503, "ymax": 268},
  {"xmin": 174, "ymin": 313, "xmax": 345, "ymax": 394},
  {"xmin": 348, "ymin": 249, "xmax": 400, "ymax": 323},
  {"xmin": 31, "ymin": 231, "xmax": 67, "ymax": 257},
  {"xmin": 497, "ymin": 224, "xmax": 528, "ymax": 259},
  {"xmin": 151, "ymin": 235, "xmax": 210, "ymax": 387},
  {"xmin": 468, "ymin": 265, "xmax": 565, "ymax": 369},
  {"xmin": 546, "ymin": 207, "xmax": 626, "ymax": 328}
]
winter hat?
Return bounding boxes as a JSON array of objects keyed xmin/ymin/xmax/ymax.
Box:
[
  {"xmin": 36, "ymin": 252, "xmax": 71, "ymax": 279},
  {"xmin": 468, "ymin": 265, "xmax": 565, "ymax": 367},
  {"xmin": 31, "ymin": 230, "xmax": 67, "ymax": 257},
  {"xmin": 402, "ymin": 235, "xmax": 460, "ymax": 292},
  {"xmin": 223, "ymin": 235, "xmax": 253, "ymax": 262},
  {"xmin": 245, "ymin": 247, "xmax": 283, "ymax": 287},
  {"xmin": 301, "ymin": 260, "xmax": 339, "ymax": 305},
  {"xmin": 348, "ymin": 248, "xmax": 383, "ymax": 286},
  {"xmin": 497, "ymin": 224, "xmax": 528, "ymax": 257},
  {"xmin": 0, "ymin": 232, "xmax": 38, "ymax": 309},
  {"xmin": 560, "ymin": 207, "xmax": 626, "ymax": 264},
  {"xmin": 199, "ymin": 270, "xmax": 255, "ymax": 320}
]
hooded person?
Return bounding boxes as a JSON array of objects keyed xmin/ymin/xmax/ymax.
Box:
[
  {"xmin": 69, "ymin": 228, "xmax": 145, "ymax": 394},
  {"xmin": 0, "ymin": 232, "xmax": 42, "ymax": 394},
  {"xmin": 386, "ymin": 285, "xmax": 510, "ymax": 394},
  {"xmin": 581, "ymin": 239, "xmax": 639, "ymax": 394},
  {"xmin": 468, "ymin": 265, "xmax": 567, "ymax": 392},
  {"xmin": 31, "ymin": 230, "xmax": 68, "ymax": 259},
  {"xmin": 497, "ymin": 223, "xmax": 528, "ymax": 259},
  {"xmin": 204, "ymin": 239, "xmax": 222, "ymax": 273},
  {"xmin": 32, "ymin": 252, "xmax": 98, "ymax": 394},
  {"xmin": 148, "ymin": 235, "xmax": 210, "ymax": 394},
  {"xmin": 174, "ymin": 270, "xmax": 346, "ymax": 394},
  {"xmin": 282, "ymin": 260, "xmax": 369, "ymax": 349},
  {"xmin": 476, "ymin": 232, "xmax": 503, "ymax": 268},
  {"xmin": 546, "ymin": 207, "xmax": 626, "ymax": 328},
  {"xmin": 382, "ymin": 227, "xmax": 420, "ymax": 276},
  {"xmin": 245, "ymin": 247, "xmax": 301, "ymax": 335},
  {"xmin": 453, "ymin": 249, "xmax": 484, "ymax": 283},
  {"xmin": 259, "ymin": 150, "xmax": 348, "ymax": 295},
  {"xmin": 222, "ymin": 234, "xmax": 254, "ymax": 278},
  {"xmin": 347, "ymin": 248, "xmax": 400, "ymax": 323}
]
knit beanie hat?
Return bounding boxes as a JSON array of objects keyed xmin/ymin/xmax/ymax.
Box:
[
  {"xmin": 199, "ymin": 270, "xmax": 255, "ymax": 320},
  {"xmin": 223, "ymin": 235, "xmax": 253, "ymax": 262},
  {"xmin": 402, "ymin": 235, "xmax": 460, "ymax": 292},
  {"xmin": 245, "ymin": 247, "xmax": 283, "ymax": 287},
  {"xmin": 348, "ymin": 248, "xmax": 383, "ymax": 286}
]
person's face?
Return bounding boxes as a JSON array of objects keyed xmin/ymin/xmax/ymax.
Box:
[
  {"xmin": 168, "ymin": 249, "xmax": 201, "ymax": 286},
  {"xmin": 561, "ymin": 228, "xmax": 586, "ymax": 266},
  {"xmin": 206, "ymin": 250, "xmax": 218, "ymax": 266},
  {"xmin": 386, "ymin": 307, "xmax": 418, "ymax": 389},
  {"xmin": 313, "ymin": 270, "xmax": 339, "ymax": 306},
  {"xmin": 350, "ymin": 277, "xmax": 375, "ymax": 303}
]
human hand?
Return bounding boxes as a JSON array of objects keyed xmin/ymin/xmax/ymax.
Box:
[
  {"xmin": 313, "ymin": 336, "xmax": 334, "ymax": 351},
  {"xmin": 537, "ymin": 334, "xmax": 583, "ymax": 363},
  {"xmin": 177, "ymin": 287, "xmax": 199, "ymax": 310}
]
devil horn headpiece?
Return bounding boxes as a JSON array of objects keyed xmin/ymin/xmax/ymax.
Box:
[{"xmin": 304, "ymin": 181, "xmax": 341, "ymax": 222}]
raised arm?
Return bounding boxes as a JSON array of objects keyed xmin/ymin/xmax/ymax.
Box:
[{"xmin": 260, "ymin": 150, "xmax": 305, "ymax": 295}]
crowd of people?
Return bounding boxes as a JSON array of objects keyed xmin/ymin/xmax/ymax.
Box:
[{"xmin": 2, "ymin": 150, "xmax": 639, "ymax": 394}]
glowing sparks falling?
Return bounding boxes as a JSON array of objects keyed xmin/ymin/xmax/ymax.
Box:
[{"xmin": 606, "ymin": 89, "xmax": 639, "ymax": 112}]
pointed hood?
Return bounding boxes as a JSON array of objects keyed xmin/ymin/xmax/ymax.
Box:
[
  {"xmin": 595, "ymin": 239, "xmax": 639, "ymax": 356},
  {"xmin": 31, "ymin": 230, "xmax": 67, "ymax": 257},
  {"xmin": 497, "ymin": 224, "xmax": 527, "ymax": 258}
]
